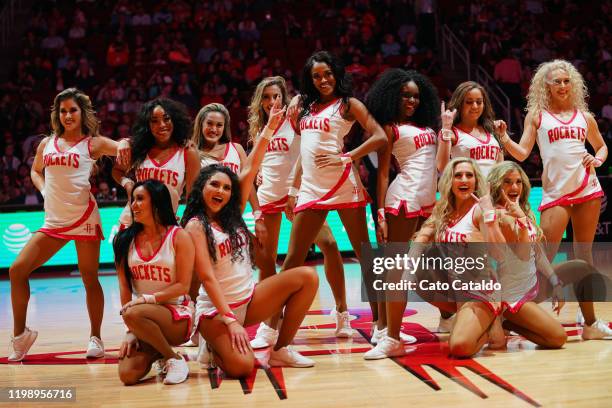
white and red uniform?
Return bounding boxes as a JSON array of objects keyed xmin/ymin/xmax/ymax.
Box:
[
  {"xmin": 128, "ymin": 225, "xmax": 193, "ymax": 340},
  {"xmin": 119, "ymin": 147, "xmax": 187, "ymax": 227},
  {"xmin": 536, "ymin": 110, "xmax": 603, "ymax": 211},
  {"xmin": 385, "ymin": 124, "xmax": 437, "ymax": 218},
  {"xmin": 295, "ymin": 99, "xmax": 369, "ymax": 212},
  {"xmin": 39, "ymin": 136, "xmax": 103, "ymax": 240},
  {"xmin": 200, "ymin": 142, "xmax": 241, "ymax": 174},
  {"xmin": 499, "ymin": 218, "xmax": 539, "ymax": 313},
  {"xmin": 450, "ymin": 126, "xmax": 502, "ymax": 177},
  {"xmin": 258, "ymin": 119, "xmax": 301, "ymax": 214},
  {"xmin": 437, "ymin": 203, "xmax": 499, "ymax": 313},
  {"xmin": 195, "ymin": 222, "xmax": 255, "ymax": 326}
]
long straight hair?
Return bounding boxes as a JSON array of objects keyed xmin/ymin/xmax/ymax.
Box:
[{"xmin": 113, "ymin": 179, "xmax": 178, "ymax": 291}]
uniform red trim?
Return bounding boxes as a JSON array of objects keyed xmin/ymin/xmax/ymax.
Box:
[
  {"xmin": 392, "ymin": 125, "xmax": 400, "ymax": 142},
  {"xmin": 307, "ymin": 98, "xmax": 340, "ymax": 117},
  {"xmin": 298, "ymin": 198, "xmax": 370, "ymax": 212},
  {"xmin": 260, "ymin": 195, "xmax": 289, "ymax": 214},
  {"xmin": 455, "ymin": 126, "xmax": 491, "ymax": 145},
  {"xmin": 135, "ymin": 226, "xmax": 175, "ymax": 262},
  {"xmin": 502, "ymin": 278, "xmax": 539, "ymax": 314},
  {"xmin": 293, "ymin": 163, "xmax": 353, "ymax": 212},
  {"xmin": 384, "ymin": 201, "xmax": 435, "ymax": 218},
  {"xmin": 546, "ymin": 109, "xmax": 577, "ymax": 125},
  {"xmin": 147, "ymin": 147, "xmax": 180, "ymax": 167},
  {"xmin": 451, "ymin": 127, "xmax": 459, "ymax": 146},
  {"xmin": 39, "ymin": 199, "xmax": 96, "ymax": 234},
  {"xmin": 164, "ymin": 299, "xmax": 193, "ymax": 342},
  {"xmin": 53, "ymin": 135, "xmax": 88, "ymax": 154},
  {"xmin": 536, "ymin": 111, "xmax": 543, "ymax": 129},
  {"xmin": 537, "ymin": 170, "xmax": 592, "ymax": 211}
]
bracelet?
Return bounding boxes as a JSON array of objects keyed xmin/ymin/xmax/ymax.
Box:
[
  {"xmin": 142, "ymin": 294, "xmax": 157, "ymax": 304},
  {"xmin": 120, "ymin": 177, "xmax": 134, "ymax": 188},
  {"xmin": 219, "ymin": 312, "xmax": 238, "ymax": 326},
  {"xmin": 288, "ymin": 186, "xmax": 298, "ymax": 197},
  {"xmin": 253, "ymin": 210, "xmax": 264, "ymax": 221},
  {"xmin": 439, "ymin": 129, "xmax": 453, "ymax": 142},
  {"xmin": 377, "ymin": 208, "xmax": 386, "ymax": 223},
  {"xmin": 499, "ymin": 133, "xmax": 510, "ymax": 145},
  {"xmin": 260, "ymin": 126, "xmax": 274, "ymax": 141},
  {"xmin": 483, "ymin": 210, "xmax": 497, "ymax": 224},
  {"xmin": 340, "ymin": 154, "xmax": 352, "ymax": 165},
  {"xmin": 549, "ymin": 274, "xmax": 562, "ymax": 287}
]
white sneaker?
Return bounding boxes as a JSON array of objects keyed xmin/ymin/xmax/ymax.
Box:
[
  {"xmin": 437, "ymin": 315, "xmax": 455, "ymax": 333},
  {"xmin": 371, "ymin": 325, "xmax": 384, "ymax": 345},
  {"xmin": 8, "ymin": 327, "xmax": 38, "ymax": 361},
  {"xmin": 198, "ymin": 339, "xmax": 216, "ymax": 369},
  {"xmin": 399, "ymin": 330, "xmax": 417, "ymax": 344},
  {"xmin": 250, "ymin": 323, "xmax": 278, "ymax": 349},
  {"xmin": 576, "ymin": 309, "xmax": 585, "ymax": 326},
  {"xmin": 582, "ymin": 320, "xmax": 612, "ymax": 340},
  {"xmin": 331, "ymin": 310, "xmax": 354, "ymax": 338},
  {"xmin": 163, "ymin": 355, "xmax": 189, "ymax": 384},
  {"xmin": 268, "ymin": 347, "xmax": 315, "ymax": 368},
  {"xmin": 86, "ymin": 336, "xmax": 105, "ymax": 358},
  {"xmin": 364, "ymin": 336, "xmax": 409, "ymax": 360}
]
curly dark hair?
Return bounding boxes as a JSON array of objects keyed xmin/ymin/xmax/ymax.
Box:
[
  {"xmin": 365, "ymin": 69, "xmax": 440, "ymax": 128},
  {"xmin": 298, "ymin": 50, "xmax": 353, "ymax": 123},
  {"xmin": 113, "ymin": 179, "xmax": 178, "ymax": 292},
  {"xmin": 180, "ymin": 165, "xmax": 254, "ymax": 266},
  {"xmin": 130, "ymin": 98, "xmax": 192, "ymax": 172}
]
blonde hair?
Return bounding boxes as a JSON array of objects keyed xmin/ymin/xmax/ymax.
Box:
[
  {"xmin": 487, "ymin": 161, "xmax": 543, "ymax": 240},
  {"xmin": 526, "ymin": 59, "xmax": 589, "ymax": 114},
  {"xmin": 247, "ymin": 76, "xmax": 290, "ymax": 143},
  {"xmin": 50, "ymin": 88, "xmax": 99, "ymax": 137},
  {"xmin": 424, "ymin": 158, "xmax": 487, "ymax": 240},
  {"xmin": 192, "ymin": 103, "xmax": 232, "ymax": 150}
]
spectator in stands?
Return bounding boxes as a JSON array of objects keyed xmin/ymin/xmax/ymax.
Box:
[
  {"xmin": 2, "ymin": 144, "xmax": 21, "ymax": 172},
  {"xmin": 131, "ymin": 4, "xmax": 152, "ymax": 26},
  {"xmin": 380, "ymin": 33, "xmax": 401, "ymax": 58},
  {"xmin": 238, "ymin": 14, "xmax": 260, "ymax": 41},
  {"xmin": 41, "ymin": 26, "xmax": 65, "ymax": 51},
  {"xmin": 196, "ymin": 38, "xmax": 218, "ymax": 65},
  {"xmin": 74, "ymin": 57, "xmax": 96, "ymax": 91},
  {"xmin": 21, "ymin": 177, "xmax": 43, "ymax": 205},
  {"xmin": 107, "ymin": 37, "xmax": 130, "ymax": 68},
  {"xmin": 122, "ymin": 91, "xmax": 143, "ymax": 115}
]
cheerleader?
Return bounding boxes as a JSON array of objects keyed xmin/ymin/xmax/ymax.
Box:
[
  {"xmin": 9, "ymin": 88, "xmax": 128, "ymax": 361},
  {"xmin": 437, "ymin": 81, "xmax": 503, "ymax": 177},
  {"xmin": 114, "ymin": 179, "xmax": 195, "ymax": 385},
  {"xmin": 500, "ymin": 60, "xmax": 610, "ymax": 339},
  {"xmin": 282, "ymin": 51, "xmax": 388, "ymax": 325},
  {"xmin": 487, "ymin": 162, "xmax": 566, "ymax": 349},
  {"xmin": 364, "ymin": 68, "xmax": 440, "ymax": 349},
  {"xmin": 377, "ymin": 158, "xmax": 506, "ymax": 359},
  {"xmin": 183, "ymin": 97, "xmax": 318, "ymax": 375},
  {"xmin": 248, "ymin": 76, "xmax": 351, "ymax": 347},
  {"xmin": 112, "ymin": 98, "xmax": 200, "ymax": 228}
]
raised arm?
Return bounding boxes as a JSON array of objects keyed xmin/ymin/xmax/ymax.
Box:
[
  {"xmin": 239, "ymin": 98, "xmax": 286, "ymax": 212},
  {"xmin": 436, "ymin": 101, "xmax": 457, "ymax": 172},
  {"xmin": 498, "ymin": 111, "xmax": 538, "ymax": 162}
]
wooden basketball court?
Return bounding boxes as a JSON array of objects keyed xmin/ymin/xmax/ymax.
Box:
[{"xmin": 2, "ymin": 261, "xmax": 611, "ymax": 407}]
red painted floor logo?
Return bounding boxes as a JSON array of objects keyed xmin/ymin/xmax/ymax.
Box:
[{"xmin": 2, "ymin": 308, "xmax": 559, "ymax": 406}]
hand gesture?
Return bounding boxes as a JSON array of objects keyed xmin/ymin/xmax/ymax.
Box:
[
  {"xmin": 582, "ymin": 153, "xmax": 601, "ymax": 169},
  {"xmin": 315, "ymin": 153, "xmax": 347, "ymax": 168},
  {"xmin": 500, "ymin": 189, "xmax": 526, "ymax": 219},
  {"xmin": 227, "ymin": 321, "xmax": 251, "ymax": 354},
  {"xmin": 266, "ymin": 96, "xmax": 286, "ymax": 131},
  {"xmin": 376, "ymin": 220, "xmax": 388, "ymax": 243},
  {"xmin": 117, "ymin": 139, "xmax": 131, "ymax": 167},
  {"xmin": 120, "ymin": 297, "xmax": 145, "ymax": 315},
  {"xmin": 440, "ymin": 101, "xmax": 457, "ymax": 130},
  {"xmin": 493, "ymin": 119, "xmax": 507, "ymax": 136},
  {"xmin": 551, "ymin": 283, "xmax": 565, "ymax": 316},
  {"xmin": 118, "ymin": 332, "xmax": 139, "ymax": 358},
  {"xmin": 287, "ymin": 94, "xmax": 302, "ymax": 124}
]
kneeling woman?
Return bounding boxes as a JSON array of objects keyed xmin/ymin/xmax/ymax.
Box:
[
  {"xmin": 182, "ymin": 98, "xmax": 318, "ymax": 376},
  {"xmin": 114, "ymin": 179, "xmax": 195, "ymax": 385}
]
